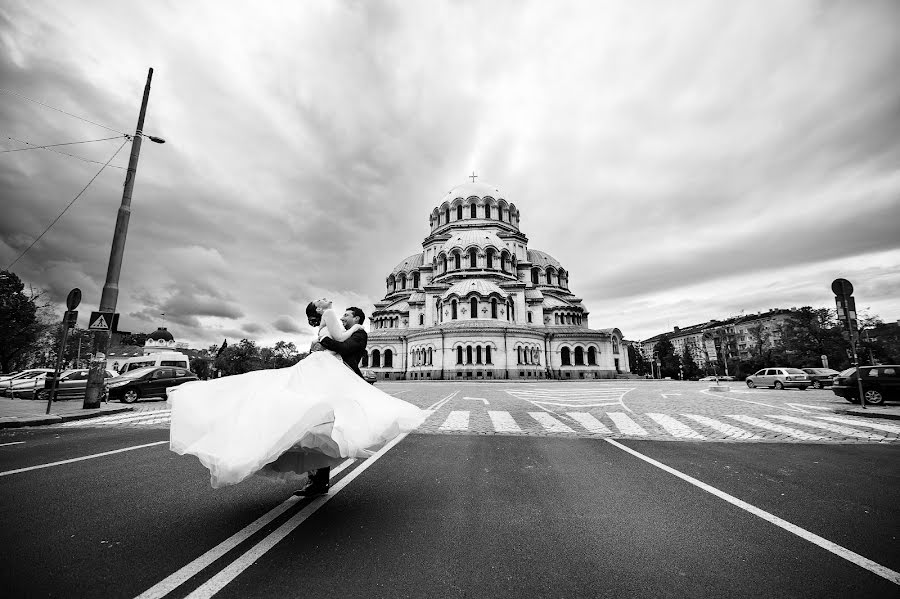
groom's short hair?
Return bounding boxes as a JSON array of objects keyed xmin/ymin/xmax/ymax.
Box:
[{"xmin": 347, "ymin": 306, "xmax": 365, "ymax": 325}]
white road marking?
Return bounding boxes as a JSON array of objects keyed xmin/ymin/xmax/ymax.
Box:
[
  {"xmin": 700, "ymin": 389, "xmax": 808, "ymax": 412},
  {"xmin": 428, "ymin": 390, "xmax": 459, "ymax": 412},
  {"xmin": 506, "ymin": 388, "xmax": 634, "ymax": 411},
  {"xmin": 565, "ymin": 412, "xmax": 612, "ymax": 435},
  {"xmin": 0, "ymin": 441, "xmax": 25, "ymax": 447},
  {"xmin": 58, "ymin": 410, "xmax": 171, "ymax": 426},
  {"xmin": 726, "ymin": 415, "xmax": 824, "ymax": 440},
  {"xmin": 181, "ymin": 435, "xmax": 412, "ymax": 599},
  {"xmin": 767, "ymin": 415, "xmax": 885, "ymax": 440},
  {"xmin": 606, "ymin": 412, "xmax": 649, "ymax": 436},
  {"xmin": 462, "ymin": 397, "xmax": 490, "ymax": 405},
  {"xmin": 606, "ymin": 438, "xmax": 900, "ymax": 586},
  {"xmin": 681, "ymin": 414, "xmax": 761, "ymax": 440},
  {"xmin": 815, "ymin": 417, "xmax": 900, "ymax": 434},
  {"xmin": 646, "ymin": 413, "xmax": 705, "ymax": 439},
  {"xmin": 786, "ymin": 403, "xmax": 832, "ymax": 412},
  {"xmin": 528, "ymin": 412, "xmax": 575, "ymax": 433},
  {"xmin": 488, "ymin": 411, "xmax": 522, "ymax": 433},
  {"xmin": 134, "ymin": 458, "xmax": 356, "ymax": 599},
  {"xmin": 438, "ymin": 410, "xmax": 470, "ymax": 431},
  {"xmin": 0, "ymin": 441, "xmax": 167, "ymax": 477},
  {"xmin": 660, "ymin": 393, "xmax": 682, "ymax": 398}
]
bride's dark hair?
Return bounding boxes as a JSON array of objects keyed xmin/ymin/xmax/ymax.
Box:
[{"xmin": 306, "ymin": 302, "xmax": 321, "ymax": 326}]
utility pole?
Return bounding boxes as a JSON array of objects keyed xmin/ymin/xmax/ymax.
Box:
[{"xmin": 84, "ymin": 68, "xmax": 162, "ymax": 408}]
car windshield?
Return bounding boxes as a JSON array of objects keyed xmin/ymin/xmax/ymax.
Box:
[
  {"xmin": 119, "ymin": 367, "xmax": 157, "ymax": 379},
  {"xmin": 838, "ymin": 367, "xmax": 856, "ymax": 377}
]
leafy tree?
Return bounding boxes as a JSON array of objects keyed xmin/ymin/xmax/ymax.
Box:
[
  {"xmin": 117, "ymin": 332, "xmax": 150, "ymax": 346},
  {"xmin": 680, "ymin": 341, "xmax": 702, "ymax": 380},
  {"xmin": 215, "ymin": 338, "xmax": 263, "ymax": 375},
  {"xmin": 654, "ymin": 336, "xmax": 679, "ymax": 378},
  {"xmin": 779, "ymin": 307, "xmax": 848, "ymax": 370},
  {"xmin": 627, "ymin": 343, "xmax": 649, "ymax": 376},
  {"xmin": 0, "ymin": 270, "xmax": 54, "ymax": 373},
  {"xmin": 190, "ymin": 356, "xmax": 212, "ymax": 379}
]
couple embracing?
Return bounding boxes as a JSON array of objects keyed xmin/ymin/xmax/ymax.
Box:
[{"xmin": 167, "ymin": 300, "xmax": 424, "ymax": 492}]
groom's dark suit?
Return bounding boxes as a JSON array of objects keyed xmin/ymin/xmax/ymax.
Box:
[{"xmin": 320, "ymin": 328, "xmax": 367, "ymax": 379}]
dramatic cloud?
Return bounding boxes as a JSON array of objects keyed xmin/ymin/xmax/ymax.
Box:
[{"xmin": 2, "ymin": 0, "xmax": 898, "ymax": 348}]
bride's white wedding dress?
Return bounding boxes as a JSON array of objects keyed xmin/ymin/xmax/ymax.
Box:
[{"xmin": 168, "ymin": 309, "xmax": 425, "ymax": 488}]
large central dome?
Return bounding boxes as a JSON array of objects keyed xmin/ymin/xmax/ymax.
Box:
[{"xmin": 441, "ymin": 181, "xmax": 503, "ymax": 202}]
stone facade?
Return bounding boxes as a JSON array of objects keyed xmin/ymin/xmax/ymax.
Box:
[{"xmin": 365, "ymin": 181, "xmax": 629, "ymax": 380}]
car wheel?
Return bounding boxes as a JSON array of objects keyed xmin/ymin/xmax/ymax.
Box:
[
  {"xmin": 775, "ymin": 381, "xmax": 784, "ymax": 390},
  {"xmin": 746, "ymin": 380, "xmax": 755, "ymax": 388},
  {"xmin": 864, "ymin": 390, "xmax": 885, "ymax": 405},
  {"xmin": 34, "ymin": 389, "xmax": 50, "ymax": 402},
  {"xmin": 121, "ymin": 389, "xmax": 140, "ymax": 404},
  {"xmin": 799, "ymin": 386, "xmax": 808, "ymax": 391},
  {"xmin": 812, "ymin": 381, "xmax": 822, "ymax": 389}
]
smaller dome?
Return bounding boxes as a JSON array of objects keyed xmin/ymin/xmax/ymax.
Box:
[
  {"xmin": 527, "ymin": 249, "xmax": 562, "ymax": 269},
  {"xmin": 147, "ymin": 327, "xmax": 174, "ymax": 342},
  {"xmin": 441, "ymin": 230, "xmax": 507, "ymax": 253},
  {"xmin": 390, "ymin": 253, "xmax": 424, "ymax": 275},
  {"xmin": 442, "ymin": 279, "xmax": 508, "ymax": 300},
  {"xmin": 441, "ymin": 181, "xmax": 504, "ymax": 203}
]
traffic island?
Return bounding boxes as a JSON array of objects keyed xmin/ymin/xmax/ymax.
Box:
[{"xmin": 708, "ymin": 385, "xmax": 731, "ymax": 392}]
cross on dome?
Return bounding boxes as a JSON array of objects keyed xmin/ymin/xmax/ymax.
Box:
[{"xmin": 469, "ymin": 171, "xmax": 478, "ymax": 183}]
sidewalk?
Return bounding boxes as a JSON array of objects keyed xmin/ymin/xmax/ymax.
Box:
[{"xmin": 0, "ymin": 398, "xmax": 133, "ymax": 429}]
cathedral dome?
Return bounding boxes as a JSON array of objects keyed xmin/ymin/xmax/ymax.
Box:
[
  {"xmin": 441, "ymin": 230, "xmax": 507, "ymax": 253},
  {"xmin": 441, "ymin": 181, "xmax": 503, "ymax": 202},
  {"xmin": 527, "ymin": 249, "xmax": 562, "ymax": 268},
  {"xmin": 391, "ymin": 253, "xmax": 424, "ymax": 275},
  {"xmin": 442, "ymin": 279, "xmax": 508, "ymax": 300},
  {"xmin": 147, "ymin": 327, "xmax": 174, "ymax": 342}
]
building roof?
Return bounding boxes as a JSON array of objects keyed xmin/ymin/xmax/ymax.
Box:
[
  {"xmin": 527, "ymin": 249, "xmax": 562, "ymax": 269},
  {"xmin": 441, "ymin": 279, "xmax": 508, "ymax": 300},
  {"xmin": 440, "ymin": 181, "xmax": 505, "ymax": 203},
  {"xmin": 147, "ymin": 327, "xmax": 174, "ymax": 342},
  {"xmin": 524, "ymin": 288, "xmax": 544, "ymax": 300},
  {"xmin": 390, "ymin": 253, "xmax": 424, "ymax": 275},
  {"xmin": 542, "ymin": 295, "xmax": 576, "ymax": 309},
  {"xmin": 441, "ymin": 230, "xmax": 508, "ymax": 253}
]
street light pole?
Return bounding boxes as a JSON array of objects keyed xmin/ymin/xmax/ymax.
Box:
[{"xmin": 84, "ymin": 68, "xmax": 160, "ymax": 408}]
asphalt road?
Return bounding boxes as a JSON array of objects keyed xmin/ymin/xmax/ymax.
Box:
[{"xmin": 1, "ymin": 381, "xmax": 898, "ymax": 598}]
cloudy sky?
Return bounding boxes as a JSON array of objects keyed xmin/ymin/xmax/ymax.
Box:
[{"xmin": 2, "ymin": 0, "xmax": 899, "ymax": 351}]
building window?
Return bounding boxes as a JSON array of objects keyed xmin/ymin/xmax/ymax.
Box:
[
  {"xmin": 466, "ymin": 346, "xmax": 473, "ymax": 364},
  {"xmin": 413, "ymin": 272, "xmax": 420, "ymax": 288},
  {"xmin": 486, "ymin": 249, "xmax": 494, "ymax": 269},
  {"xmin": 470, "ymin": 203, "xmax": 477, "ymax": 218},
  {"xmin": 427, "ymin": 348, "xmax": 432, "ymax": 365},
  {"xmin": 561, "ymin": 347, "xmax": 571, "ymax": 366},
  {"xmin": 485, "ymin": 204, "xmax": 491, "ymax": 219},
  {"xmin": 486, "ymin": 346, "xmax": 492, "ymax": 364},
  {"xmin": 527, "ymin": 311, "xmax": 533, "ymax": 323},
  {"xmin": 384, "ymin": 349, "xmax": 393, "ymax": 368},
  {"xmin": 533, "ymin": 349, "xmax": 540, "ymax": 365},
  {"xmin": 575, "ymin": 347, "xmax": 585, "ymax": 366},
  {"xmin": 444, "ymin": 208, "xmax": 450, "ymax": 223},
  {"xmin": 491, "ymin": 298, "xmax": 498, "ymax": 318},
  {"xmin": 456, "ymin": 205, "xmax": 463, "ymax": 220},
  {"xmin": 498, "ymin": 209, "xmax": 504, "ymax": 222},
  {"xmin": 588, "ymin": 347, "xmax": 597, "ymax": 365},
  {"xmin": 400, "ymin": 274, "xmax": 406, "ymax": 289},
  {"xmin": 612, "ymin": 338, "xmax": 620, "ymax": 354},
  {"xmin": 451, "ymin": 300, "xmax": 458, "ymax": 320},
  {"xmin": 476, "ymin": 346, "xmax": 482, "ymax": 364},
  {"xmin": 469, "ymin": 248, "xmax": 477, "ymax": 268},
  {"xmin": 419, "ymin": 314, "xmax": 424, "ymax": 326},
  {"xmin": 454, "ymin": 253, "xmax": 461, "ymax": 270},
  {"xmin": 361, "ymin": 353, "xmax": 368, "ymax": 367},
  {"xmin": 546, "ymin": 268, "xmax": 554, "ymax": 285},
  {"xmin": 456, "ymin": 346, "xmax": 463, "ymax": 364},
  {"xmin": 470, "ymin": 297, "xmax": 477, "ymax": 318},
  {"xmin": 531, "ymin": 268, "xmax": 539, "ymax": 284},
  {"xmin": 440, "ymin": 255, "xmax": 447, "ymax": 273},
  {"xmin": 372, "ymin": 349, "xmax": 381, "ymax": 367}
]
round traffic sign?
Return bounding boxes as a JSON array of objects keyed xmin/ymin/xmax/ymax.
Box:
[
  {"xmin": 66, "ymin": 288, "xmax": 82, "ymax": 311},
  {"xmin": 831, "ymin": 278, "xmax": 853, "ymax": 296}
]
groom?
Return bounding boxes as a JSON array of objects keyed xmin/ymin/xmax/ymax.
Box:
[{"xmin": 294, "ymin": 306, "xmax": 368, "ymax": 497}]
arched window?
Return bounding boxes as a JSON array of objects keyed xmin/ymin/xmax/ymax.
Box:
[
  {"xmin": 561, "ymin": 347, "xmax": 571, "ymax": 366},
  {"xmin": 440, "ymin": 255, "xmax": 447, "ymax": 274},
  {"xmin": 531, "ymin": 268, "xmax": 539, "ymax": 284},
  {"xmin": 419, "ymin": 314, "xmax": 424, "ymax": 326},
  {"xmin": 451, "ymin": 300, "xmax": 458, "ymax": 320},
  {"xmin": 413, "ymin": 272, "xmax": 420, "ymax": 288},
  {"xmin": 470, "ymin": 203, "xmax": 477, "ymax": 218},
  {"xmin": 532, "ymin": 349, "xmax": 540, "ymax": 365},
  {"xmin": 466, "ymin": 346, "xmax": 473, "ymax": 364},
  {"xmin": 361, "ymin": 353, "xmax": 369, "ymax": 367},
  {"xmin": 400, "ymin": 273, "xmax": 406, "ymax": 289},
  {"xmin": 469, "ymin": 248, "xmax": 477, "ymax": 268},
  {"xmin": 444, "ymin": 208, "xmax": 450, "ymax": 223},
  {"xmin": 476, "ymin": 346, "xmax": 482, "ymax": 364},
  {"xmin": 486, "ymin": 346, "xmax": 492, "ymax": 364},
  {"xmin": 372, "ymin": 349, "xmax": 381, "ymax": 367},
  {"xmin": 485, "ymin": 204, "xmax": 491, "ymax": 219},
  {"xmin": 509, "ymin": 301, "xmax": 514, "ymax": 321},
  {"xmin": 517, "ymin": 347, "xmax": 523, "ymax": 364},
  {"xmin": 498, "ymin": 208, "xmax": 504, "ymax": 222},
  {"xmin": 588, "ymin": 347, "xmax": 597, "ymax": 365},
  {"xmin": 523, "ymin": 348, "xmax": 530, "ymax": 364},
  {"xmin": 491, "ymin": 298, "xmax": 498, "ymax": 318},
  {"xmin": 456, "ymin": 205, "xmax": 463, "ymax": 220},
  {"xmin": 527, "ymin": 311, "xmax": 532, "ymax": 323},
  {"xmin": 546, "ymin": 268, "xmax": 554, "ymax": 286},
  {"xmin": 612, "ymin": 338, "xmax": 620, "ymax": 354},
  {"xmin": 454, "ymin": 253, "xmax": 461, "ymax": 270},
  {"xmin": 427, "ymin": 348, "xmax": 432, "ymax": 365},
  {"xmin": 486, "ymin": 249, "xmax": 494, "ymax": 269},
  {"xmin": 456, "ymin": 346, "xmax": 463, "ymax": 364},
  {"xmin": 470, "ymin": 297, "xmax": 478, "ymax": 318},
  {"xmin": 384, "ymin": 349, "xmax": 393, "ymax": 368},
  {"xmin": 575, "ymin": 347, "xmax": 585, "ymax": 366}
]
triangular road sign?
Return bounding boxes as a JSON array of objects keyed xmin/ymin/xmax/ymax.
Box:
[{"xmin": 89, "ymin": 311, "xmax": 112, "ymax": 331}]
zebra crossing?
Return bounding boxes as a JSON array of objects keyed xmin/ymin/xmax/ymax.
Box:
[{"xmin": 56, "ymin": 409, "xmax": 173, "ymax": 428}]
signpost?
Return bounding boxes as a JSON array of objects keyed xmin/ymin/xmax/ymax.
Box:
[
  {"xmin": 832, "ymin": 278, "xmax": 866, "ymax": 409},
  {"xmin": 46, "ymin": 289, "xmax": 81, "ymax": 414}
]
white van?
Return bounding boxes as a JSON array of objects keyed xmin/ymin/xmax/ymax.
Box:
[{"xmin": 117, "ymin": 352, "xmax": 190, "ymax": 374}]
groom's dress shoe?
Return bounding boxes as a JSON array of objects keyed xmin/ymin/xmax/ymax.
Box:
[{"xmin": 293, "ymin": 483, "xmax": 329, "ymax": 497}]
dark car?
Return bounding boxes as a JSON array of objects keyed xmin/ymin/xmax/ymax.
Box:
[
  {"xmin": 831, "ymin": 365, "xmax": 900, "ymax": 405},
  {"xmin": 106, "ymin": 366, "xmax": 199, "ymax": 403},
  {"xmin": 800, "ymin": 367, "xmax": 840, "ymax": 389}
]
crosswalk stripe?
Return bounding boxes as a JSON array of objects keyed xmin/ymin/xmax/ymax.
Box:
[
  {"xmin": 565, "ymin": 412, "xmax": 612, "ymax": 434},
  {"xmin": 528, "ymin": 412, "xmax": 575, "ymax": 433},
  {"xmin": 767, "ymin": 415, "xmax": 885, "ymax": 440},
  {"xmin": 58, "ymin": 410, "xmax": 171, "ymax": 426},
  {"xmin": 606, "ymin": 412, "xmax": 648, "ymax": 436},
  {"xmin": 681, "ymin": 414, "xmax": 761, "ymax": 439},
  {"xmin": 646, "ymin": 413, "xmax": 705, "ymax": 439},
  {"xmin": 727, "ymin": 415, "xmax": 824, "ymax": 440},
  {"xmin": 815, "ymin": 417, "xmax": 900, "ymax": 434},
  {"xmin": 488, "ymin": 411, "xmax": 522, "ymax": 433},
  {"xmin": 438, "ymin": 410, "xmax": 470, "ymax": 431}
]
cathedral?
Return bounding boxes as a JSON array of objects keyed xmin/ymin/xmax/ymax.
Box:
[{"xmin": 365, "ymin": 180, "xmax": 630, "ymax": 380}]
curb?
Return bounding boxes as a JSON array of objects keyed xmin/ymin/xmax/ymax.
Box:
[
  {"xmin": 832, "ymin": 408, "xmax": 900, "ymax": 421},
  {"xmin": 0, "ymin": 406, "xmax": 132, "ymax": 429}
]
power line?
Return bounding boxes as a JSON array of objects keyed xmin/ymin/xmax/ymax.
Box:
[
  {"xmin": 0, "ymin": 88, "xmax": 127, "ymax": 135},
  {"xmin": 1, "ymin": 134, "xmax": 128, "ymax": 169},
  {"xmin": 5, "ymin": 138, "xmax": 130, "ymax": 271},
  {"xmin": 0, "ymin": 135, "xmax": 124, "ymax": 153}
]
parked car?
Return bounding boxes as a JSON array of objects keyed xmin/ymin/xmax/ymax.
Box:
[
  {"xmin": 800, "ymin": 367, "xmax": 840, "ymax": 389},
  {"xmin": 362, "ymin": 369, "xmax": 377, "ymax": 385},
  {"xmin": 745, "ymin": 367, "xmax": 810, "ymax": 390},
  {"xmin": 831, "ymin": 365, "xmax": 900, "ymax": 405},
  {"xmin": 106, "ymin": 366, "xmax": 199, "ymax": 403},
  {"xmin": 698, "ymin": 375, "xmax": 735, "ymax": 382},
  {"xmin": 0, "ymin": 369, "xmax": 54, "ymax": 392},
  {"xmin": 29, "ymin": 369, "xmax": 118, "ymax": 401}
]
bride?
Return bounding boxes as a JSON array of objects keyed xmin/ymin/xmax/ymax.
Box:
[{"xmin": 167, "ymin": 300, "xmax": 425, "ymax": 488}]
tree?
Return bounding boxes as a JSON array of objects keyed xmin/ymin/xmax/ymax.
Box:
[
  {"xmin": 654, "ymin": 336, "xmax": 679, "ymax": 378},
  {"xmin": 627, "ymin": 343, "xmax": 649, "ymax": 376},
  {"xmin": 0, "ymin": 270, "xmax": 54, "ymax": 373},
  {"xmin": 215, "ymin": 338, "xmax": 263, "ymax": 375},
  {"xmin": 680, "ymin": 341, "xmax": 702, "ymax": 380},
  {"xmin": 779, "ymin": 307, "xmax": 847, "ymax": 370},
  {"xmin": 118, "ymin": 332, "xmax": 150, "ymax": 346}
]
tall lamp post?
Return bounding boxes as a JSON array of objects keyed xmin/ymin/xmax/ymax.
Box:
[{"xmin": 84, "ymin": 68, "xmax": 165, "ymax": 408}]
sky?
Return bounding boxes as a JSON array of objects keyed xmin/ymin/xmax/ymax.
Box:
[{"xmin": 2, "ymin": 0, "xmax": 899, "ymax": 351}]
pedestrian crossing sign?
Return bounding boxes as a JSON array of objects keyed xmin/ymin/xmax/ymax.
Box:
[{"xmin": 89, "ymin": 311, "xmax": 114, "ymax": 331}]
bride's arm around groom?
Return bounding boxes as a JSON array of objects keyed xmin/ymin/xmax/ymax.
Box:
[{"xmin": 319, "ymin": 307, "xmax": 368, "ymax": 379}]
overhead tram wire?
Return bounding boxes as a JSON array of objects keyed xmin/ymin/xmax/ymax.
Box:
[
  {"xmin": 1, "ymin": 134, "xmax": 128, "ymax": 169},
  {"xmin": 4, "ymin": 138, "xmax": 130, "ymax": 271},
  {"xmin": 0, "ymin": 88, "xmax": 127, "ymax": 135}
]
